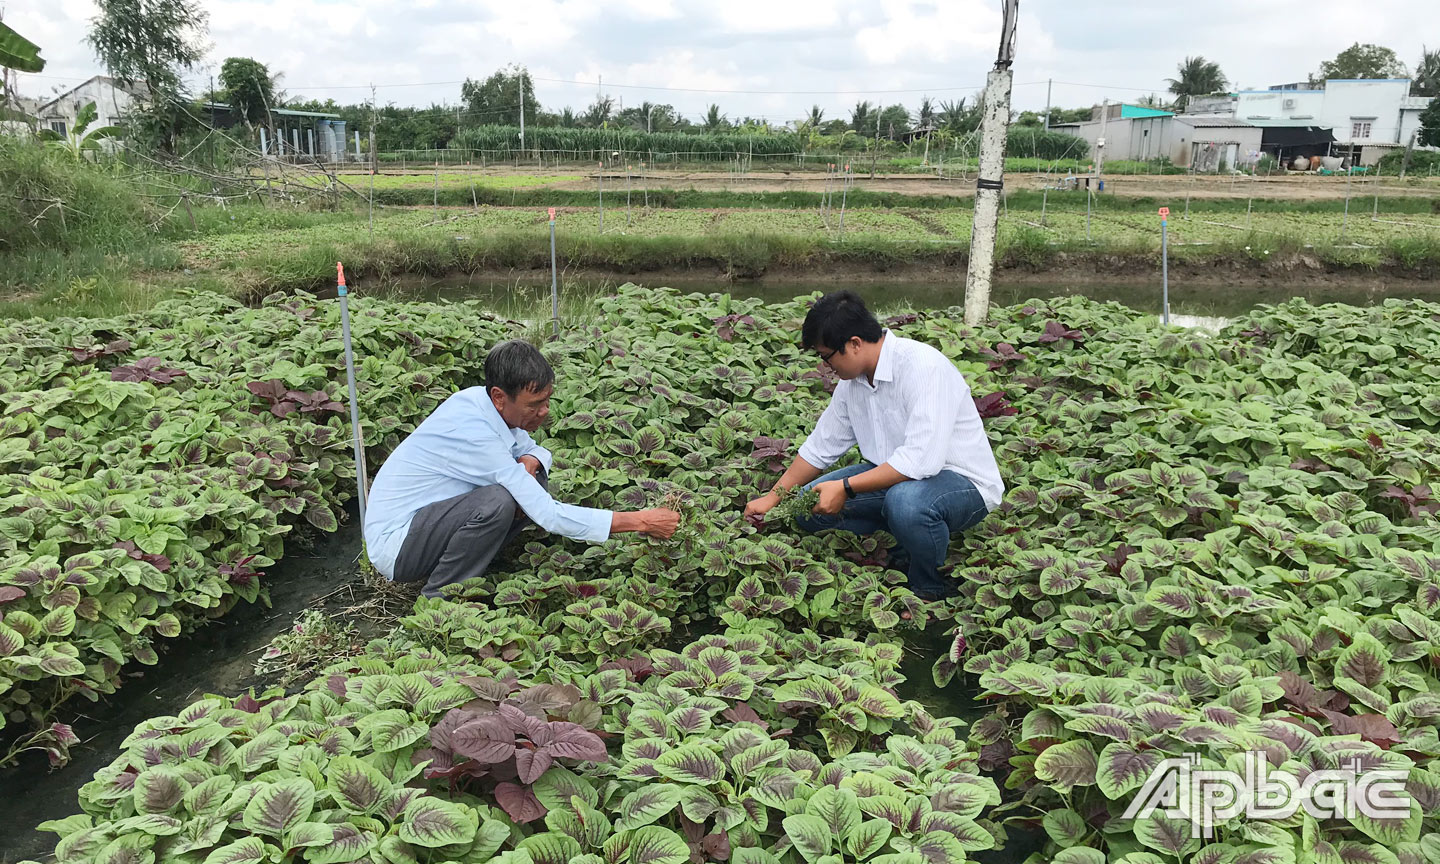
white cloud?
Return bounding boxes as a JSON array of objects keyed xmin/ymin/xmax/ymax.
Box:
[
  {"xmin": 10, "ymin": 0, "xmax": 1438, "ymax": 120},
  {"xmin": 853, "ymin": 0, "xmax": 998, "ymax": 66}
]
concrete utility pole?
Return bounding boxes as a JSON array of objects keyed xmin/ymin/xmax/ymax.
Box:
[
  {"xmin": 963, "ymin": 0, "xmax": 1019, "ymax": 326},
  {"xmin": 519, "ymin": 75, "xmax": 525, "ymax": 155},
  {"xmin": 1044, "ymin": 78, "xmax": 1052, "ymax": 130}
]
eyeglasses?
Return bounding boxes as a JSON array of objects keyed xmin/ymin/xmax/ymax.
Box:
[{"xmin": 817, "ymin": 348, "xmax": 839, "ymax": 367}]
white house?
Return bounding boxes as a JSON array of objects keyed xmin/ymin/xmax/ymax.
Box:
[
  {"xmin": 35, "ymin": 76, "xmax": 146, "ymax": 138},
  {"xmin": 1213, "ymin": 79, "xmax": 1430, "ymax": 164}
]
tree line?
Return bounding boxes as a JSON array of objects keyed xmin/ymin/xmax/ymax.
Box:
[{"xmin": 9, "ymin": 0, "xmax": 1439, "ymax": 155}]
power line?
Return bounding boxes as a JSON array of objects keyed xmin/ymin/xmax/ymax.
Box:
[
  {"xmin": 1047, "ymin": 80, "xmax": 1170, "ymax": 93},
  {"xmin": 281, "ymin": 76, "xmax": 997, "ymax": 96},
  {"xmin": 269, "ymin": 75, "xmax": 1162, "ymax": 97}
]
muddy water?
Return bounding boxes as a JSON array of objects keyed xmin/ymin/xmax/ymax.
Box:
[{"xmin": 0, "ymin": 514, "xmax": 366, "ymax": 860}]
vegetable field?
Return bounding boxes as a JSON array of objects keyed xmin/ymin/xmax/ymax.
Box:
[
  {"xmin": 6, "ymin": 288, "xmax": 1440, "ymax": 863},
  {"xmin": 178, "ymin": 205, "xmax": 1440, "ymax": 280}
]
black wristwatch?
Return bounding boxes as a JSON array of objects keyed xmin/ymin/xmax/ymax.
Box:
[{"xmin": 842, "ymin": 477, "xmax": 857, "ymax": 499}]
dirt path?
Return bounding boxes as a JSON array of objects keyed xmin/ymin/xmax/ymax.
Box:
[{"xmin": 0, "ymin": 514, "xmax": 371, "ymax": 861}]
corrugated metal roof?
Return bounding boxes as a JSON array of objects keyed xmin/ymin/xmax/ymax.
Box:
[
  {"xmin": 201, "ymin": 102, "xmax": 340, "ymax": 119},
  {"xmin": 273, "ymin": 108, "xmax": 342, "ymax": 118},
  {"xmin": 1180, "ymin": 116, "xmax": 1256, "ymax": 128}
]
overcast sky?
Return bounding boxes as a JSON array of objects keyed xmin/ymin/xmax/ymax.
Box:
[{"xmin": 10, "ymin": 0, "xmax": 1435, "ymax": 123}]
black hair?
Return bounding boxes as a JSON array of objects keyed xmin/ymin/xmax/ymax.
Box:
[
  {"xmin": 484, "ymin": 339, "xmax": 555, "ymax": 398},
  {"xmin": 801, "ymin": 290, "xmax": 883, "ymax": 354}
]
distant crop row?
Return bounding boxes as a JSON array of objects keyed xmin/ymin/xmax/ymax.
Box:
[{"xmin": 182, "ymin": 205, "xmax": 1440, "ymax": 270}]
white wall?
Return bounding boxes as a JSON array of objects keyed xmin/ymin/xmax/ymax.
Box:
[
  {"xmin": 1172, "ymin": 122, "xmax": 1264, "ymax": 168},
  {"xmin": 37, "ymin": 77, "xmax": 141, "ymax": 136},
  {"xmin": 1398, "ymin": 96, "xmax": 1433, "ymax": 146},
  {"xmin": 1056, "ymin": 117, "xmax": 1176, "ymax": 162},
  {"xmin": 1320, "ymin": 79, "xmax": 1411, "ymax": 144},
  {"xmin": 1235, "ymin": 90, "xmax": 1325, "ymax": 126}
]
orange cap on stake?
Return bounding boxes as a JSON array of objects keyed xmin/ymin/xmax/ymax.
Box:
[
  {"xmin": 548, "ymin": 207, "xmax": 556, "ymax": 221},
  {"xmin": 337, "ymin": 262, "xmax": 346, "ymax": 286}
]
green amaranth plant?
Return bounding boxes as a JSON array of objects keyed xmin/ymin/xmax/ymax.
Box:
[{"xmin": 10, "ymin": 287, "xmax": 1440, "ymax": 864}]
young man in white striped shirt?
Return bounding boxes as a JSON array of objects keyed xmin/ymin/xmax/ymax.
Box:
[{"xmin": 744, "ymin": 291, "xmax": 1004, "ymax": 600}]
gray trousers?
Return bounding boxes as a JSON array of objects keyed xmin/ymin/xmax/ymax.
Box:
[{"xmin": 392, "ymin": 471, "xmax": 545, "ymax": 597}]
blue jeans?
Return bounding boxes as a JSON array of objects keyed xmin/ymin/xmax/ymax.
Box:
[{"xmin": 793, "ymin": 462, "xmax": 989, "ymax": 597}]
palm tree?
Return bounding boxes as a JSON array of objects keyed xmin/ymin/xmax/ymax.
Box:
[
  {"xmin": 913, "ymin": 96, "xmax": 935, "ymax": 131},
  {"xmin": 938, "ymin": 98, "xmax": 967, "ymax": 131},
  {"xmin": 702, "ymin": 103, "xmax": 727, "ymax": 132},
  {"xmin": 559, "ymin": 107, "xmax": 579, "ymax": 128},
  {"xmin": 1414, "ymin": 46, "xmax": 1440, "ymax": 97},
  {"xmin": 631, "ymin": 100, "xmax": 659, "ymax": 132},
  {"xmin": 1167, "ymin": 56, "xmax": 1228, "ymax": 111},
  {"xmin": 807, "ymin": 104, "xmax": 824, "ymax": 128},
  {"xmin": 850, "ymin": 100, "xmax": 873, "ymax": 135},
  {"xmin": 1136, "ymin": 92, "xmax": 1170, "ymax": 109},
  {"xmin": 583, "ymin": 95, "xmax": 614, "ymax": 128}
]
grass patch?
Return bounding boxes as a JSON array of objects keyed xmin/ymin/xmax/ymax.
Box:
[{"xmin": 370, "ymin": 185, "xmax": 1440, "ymax": 216}]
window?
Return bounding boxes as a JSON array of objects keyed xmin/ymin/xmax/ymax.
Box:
[
  {"xmin": 1351, "ymin": 118, "xmax": 1374, "ymax": 139},
  {"xmin": 49, "ymin": 120, "xmax": 67, "ymax": 137}
]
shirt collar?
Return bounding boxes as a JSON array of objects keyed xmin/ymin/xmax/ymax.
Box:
[
  {"xmin": 872, "ymin": 330, "xmax": 897, "ymax": 384},
  {"xmin": 474, "ymin": 388, "xmax": 512, "ymax": 434}
]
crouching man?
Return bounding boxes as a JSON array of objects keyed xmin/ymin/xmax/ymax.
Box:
[
  {"xmin": 743, "ymin": 291, "xmax": 1004, "ymax": 600},
  {"xmin": 364, "ymin": 339, "xmax": 680, "ymax": 597}
]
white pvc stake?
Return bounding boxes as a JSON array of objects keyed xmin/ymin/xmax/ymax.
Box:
[
  {"xmin": 336, "ymin": 263, "xmax": 368, "ymax": 525},
  {"xmin": 548, "ymin": 208, "xmax": 559, "ymax": 337},
  {"xmin": 597, "ymin": 161, "xmax": 604, "ymax": 234},
  {"xmin": 1340, "ymin": 166, "xmax": 1352, "ymax": 243},
  {"xmin": 1158, "ymin": 208, "xmax": 1170, "ymax": 325},
  {"xmin": 1086, "ymin": 187, "xmax": 1092, "ymax": 242},
  {"xmin": 822, "ymin": 163, "xmax": 832, "ymax": 226}
]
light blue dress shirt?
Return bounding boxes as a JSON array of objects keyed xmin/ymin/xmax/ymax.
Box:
[{"xmin": 363, "ymin": 387, "xmax": 613, "ymax": 579}]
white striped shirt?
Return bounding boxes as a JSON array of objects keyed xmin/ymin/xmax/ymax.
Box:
[{"xmin": 797, "ymin": 332, "xmax": 1005, "ymax": 510}]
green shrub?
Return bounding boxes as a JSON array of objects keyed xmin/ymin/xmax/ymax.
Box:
[
  {"xmin": 1376, "ymin": 148, "xmax": 1440, "ymax": 175},
  {"xmin": 0, "ymin": 136, "xmax": 152, "ymax": 256}
]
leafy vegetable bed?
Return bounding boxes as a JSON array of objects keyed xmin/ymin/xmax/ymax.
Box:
[
  {"xmin": 15, "ymin": 288, "xmax": 1440, "ymax": 863},
  {"xmin": 0, "ymin": 294, "xmax": 511, "ymax": 754}
]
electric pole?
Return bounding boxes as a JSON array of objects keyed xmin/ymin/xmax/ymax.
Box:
[
  {"xmin": 1044, "ymin": 78, "xmax": 1052, "ymax": 130},
  {"xmin": 962, "ymin": 0, "xmax": 1019, "ymax": 326},
  {"xmin": 519, "ymin": 74, "xmax": 525, "ymax": 156}
]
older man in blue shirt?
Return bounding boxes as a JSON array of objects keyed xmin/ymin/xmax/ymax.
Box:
[{"xmin": 365, "ymin": 340, "xmax": 680, "ymax": 597}]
